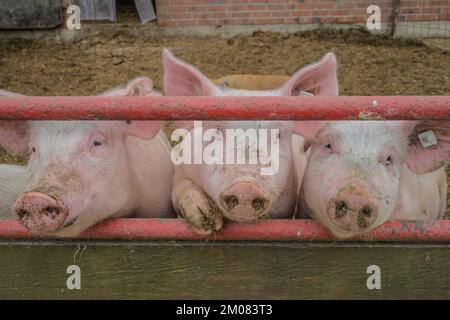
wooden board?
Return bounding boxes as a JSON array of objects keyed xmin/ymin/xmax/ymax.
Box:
[
  {"xmin": 134, "ymin": 0, "xmax": 156, "ymax": 24},
  {"xmin": 78, "ymin": 0, "xmax": 116, "ymax": 22},
  {"xmin": 0, "ymin": 0, "xmax": 62, "ymax": 29},
  {"xmin": 0, "ymin": 241, "xmax": 448, "ymax": 299}
]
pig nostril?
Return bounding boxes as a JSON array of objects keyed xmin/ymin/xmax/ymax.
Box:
[
  {"xmin": 335, "ymin": 201, "xmax": 346, "ymax": 211},
  {"xmin": 334, "ymin": 200, "xmax": 347, "ymax": 218},
  {"xmin": 17, "ymin": 209, "xmax": 30, "ymax": 221},
  {"xmin": 360, "ymin": 206, "xmax": 371, "ymax": 217},
  {"xmin": 42, "ymin": 206, "xmax": 61, "ymax": 219},
  {"xmin": 357, "ymin": 213, "xmax": 370, "ymax": 229},
  {"xmin": 252, "ymin": 198, "xmax": 266, "ymax": 211},
  {"xmin": 224, "ymin": 195, "xmax": 239, "ymax": 210}
]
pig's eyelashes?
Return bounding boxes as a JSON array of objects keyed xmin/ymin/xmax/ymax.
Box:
[
  {"xmin": 92, "ymin": 140, "xmax": 103, "ymax": 147},
  {"xmin": 382, "ymin": 155, "xmax": 394, "ymax": 166},
  {"xmin": 89, "ymin": 134, "xmax": 107, "ymax": 150}
]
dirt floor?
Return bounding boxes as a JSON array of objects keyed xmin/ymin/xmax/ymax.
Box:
[
  {"xmin": 1, "ymin": 30, "xmax": 450, "ymax": 96},
  {"xmin": 0, "ymin": 29, "xmax": 450, "ymax": 216}
]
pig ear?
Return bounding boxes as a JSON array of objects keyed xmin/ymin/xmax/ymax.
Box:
[
  {"xmin": 123, "ymin": 79, "xmax": 162, "ymax": 139},
  {"xmin": 278, "ymin": 52, "xmax": 338, "ymax": 96},
  {"xmin": 163, "ymin": 48, "xmax": 218, "ymax": 96},
  {"xmin": 123, "ymin": 121, "xmax": 161, "ymax": 140},
  {"xmin": 102, "ymin": 78, "xmax": 162, "ymax": 140},
  {"xmin": 0, "ymin": 89, "xmax": 29, "ymax": 155},
  {"xmin": 294, "ymin": 121, "xmax": 328, "ymax": 141},
  {"xmin": 404, "ymin": 121, "xmax": 450, "ymax": 174},
  {"xmin": 124, "ymin": 77, "xmax": 160, "ymax": 96},
  {"xmin": 0, "ymin": 89, "xmax": 25, "ymax": 97},
  {"xmin": 103, "ymin": 77, "xmax": 160, "ymax": 97}
]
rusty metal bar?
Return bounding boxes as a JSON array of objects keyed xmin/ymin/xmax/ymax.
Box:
[
  {"xmin": 0, "ymin": 219, "xmax": 449, "ymax": 242},
  {"xmin": 0, "ymin": 96, "xmax": 449, "ymax": 120}
]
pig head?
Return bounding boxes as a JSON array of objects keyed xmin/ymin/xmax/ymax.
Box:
[
  {"xmin": 295, "ymin": 120, "xmax": 450, "ymax": 238},
  {"xmin": 163, "ymin": 48, "xmax": 338, "ymax": 234},
  {"xmin": 0, "ymin": 78, "xmax": 174, "ymax": 237}
]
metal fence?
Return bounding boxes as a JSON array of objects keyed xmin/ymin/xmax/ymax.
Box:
[{"xmin": 395, "ymin": 0, "xmax": 450, "ymax": 38}]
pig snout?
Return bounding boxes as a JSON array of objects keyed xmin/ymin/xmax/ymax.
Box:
[
  {"xmin": 13, "ymin": 192, "xmax": 69, "ymax": 233},
  {"xmin": 327, "ymin": 187, "xmax": 378, "ymax": 234},
  {"xmin": 219, "ymin": 181, "xmax": 272, "ymax": 223}
]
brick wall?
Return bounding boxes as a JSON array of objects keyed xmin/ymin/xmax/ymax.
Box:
[{"xmin": 155, "ymin": 0, "xmax": 449, "ymax": 28}]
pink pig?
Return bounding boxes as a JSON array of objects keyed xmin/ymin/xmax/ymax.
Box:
[
  {"xmin": 295, "ymin": 120, "xmax": 449, "ymax": 238},
  {"xmin": 0, "ymin": 78, "xmax": 174, "ymax": 237},
  {"xmin": 163, "ymin": 49, "xmax": 338, "ymax": 234}
]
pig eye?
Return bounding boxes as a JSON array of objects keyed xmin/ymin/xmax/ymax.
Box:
[
  {"xmin": 92, "ymin": 140, "xmax": 103, "ymax": 147},
  {"xmin": 90, "ymin": 134, "xmax": 106, "ymax": 149},
  {"xmin": 324, "ymin": 143, "xmax": 332, "ymax": 149},
  {"xmin": 31, "ymin": 147, "xmax": 36, "ymax": 153},
  {"xmin": 383, "ymin": 155, "xmax": 394, "ymax": 166}
]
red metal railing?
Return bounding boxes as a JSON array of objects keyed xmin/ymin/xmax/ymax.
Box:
[
  {"xmin": 0, "ymin": 219, "xmax": 449, "ymax": 242},
  {"xmin": 0, "ymin": 95, "xmax": 449, "ymax": 242},
  {"xmin": 0, "ymin": 96, "xmax": 449, "ymax": 120}
]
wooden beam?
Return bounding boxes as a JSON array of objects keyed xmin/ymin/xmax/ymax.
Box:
[{"xmin": 0, "ymin": 241, "xmax": 448, "ymax": 299}]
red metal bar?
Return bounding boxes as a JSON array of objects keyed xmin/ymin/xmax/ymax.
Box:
[
  {"xmin": 0, "ymin": 218, "xmax": 448, "ymax": 242},
  {"xmin": 0, "ymin": 96, "xmax": 449, "ymax": 120}
]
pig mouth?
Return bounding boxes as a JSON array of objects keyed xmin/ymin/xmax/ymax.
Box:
[
  {"xmin": 61, "ymin": 217, "xmax": 78, "ymax": 229},
  {"xmin": 221, "ymin": 205, "xmax": 270, "ymax": 223}
]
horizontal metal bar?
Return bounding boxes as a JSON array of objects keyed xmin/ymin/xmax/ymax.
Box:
[
  {"xmin": 0, "ymin": 219, "xmax": 448, "ymax": 242},
  {"xmin": 0, "ymin": 96, "xmax": 449, "ymax": 120}
]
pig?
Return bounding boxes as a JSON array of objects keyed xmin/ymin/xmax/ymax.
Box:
[
  {"xmin": 163, "ymin": 48, "xmax": 338, "ymax": 234},
  {"xmin": 295, "ymin": 120, "xmax": 449, "ymax": 238},
  {"xmin": 0, "ymin": 164, "xmax": 28, "ymax": 219},
  {"xmin": 0, "ymin": 78, "xmax": 174, "ymax": 237},
  {"xmin": 213, "ymin": 74, "xmax": 290, "ymax": 91}
]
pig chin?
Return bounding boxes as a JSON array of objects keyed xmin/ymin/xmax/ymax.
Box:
[{"xmin": 221, "ymin": 208, "xmax": 270, "ymax": 224}]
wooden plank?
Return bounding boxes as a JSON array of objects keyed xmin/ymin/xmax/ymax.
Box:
[
  {"xmin": 78, "ymin": 0, "xmax": 116, "ymax": 22},
  {"xmin": 0, "ymin": 241, "xmax": 448, "ymax": 299},
  {"xmin": 134, "ymin": 0, "xmax": 156, "ymax": 23},
  {"xmin": 0, "ymin": 0, "xmax": 62, "ymax": 29}
]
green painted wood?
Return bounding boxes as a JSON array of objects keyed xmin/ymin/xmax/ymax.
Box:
[{"xmin": 0, "ymin": 241, "xmax": 448, "ymax": 299}]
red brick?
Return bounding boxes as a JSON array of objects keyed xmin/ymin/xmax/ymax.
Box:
[
  {"xmin": 192, "ymin": 12, "xmax": 209, "ymax": 19},
  {"xmin": 317, "ymin": 2, "xmax": 337, "ymax": 10},
  {"xmin": 211, "ymin": 12, "xmax": 231, "ymax": 19},
  {"xmin": 232, "ymin": 12, "xmax": 251, "ymax": 18},
  {"xmin": 156, "ymin": 0, "xmax": 444, "ymax": 27},
  {"xmin": 267, "ymin": 4, "xmax": 286, "ymax": 10},
  {"xmin": 191, "ymin": 6, "xmax": 208, "ymax": 12},
  {"xmin": 227, "ymin": 5, "xmax": 247, "ymax": 11},
  {"xmin": 171, "ymin": 12, "xmax": 193, "ymax": 19},
  {"xmin": 250, "ymin": 12, "xmax": 272, "ymax": 18},
  {"xmin": 170, "ymin": 6, "xmax": 188, "ymax": 12},
  {"xmin": 247, "ymin": 4, "xmax": 267, "ymax": 11},
  {"xmin": 258, "ymin": 18, "xmax": 286, "ymax": 24},
  {"xmin": 194, "ymin": 19, "xmax": 219, "ymax": 26},
  {"xmin": 206, "ymin": 5, "xmax": 227, "ymax": 12},
  {"xmin": 176, "ymin": 19, "xmax": 196, "ymax": 26},
  {"xmin": 272, "ymin": 11, "xmax": 289, "ymax": 18}
]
